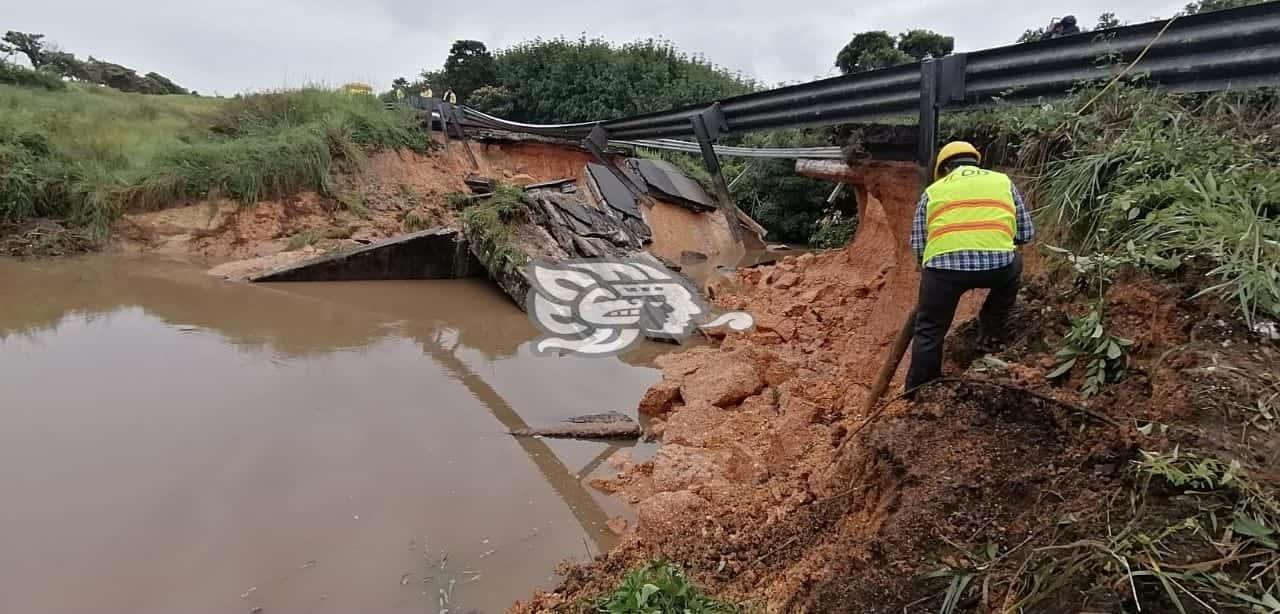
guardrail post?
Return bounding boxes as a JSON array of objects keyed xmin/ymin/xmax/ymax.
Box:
[
  {"xmin": 440, "ymin": 102, "xmax": 479, "ymax": 170},
  {"xmin": 916, "ymin": 54, "xmax": 969, "ymax": 184},
  {"xmin": 690, "ymin": 103, "xmax": 743, "ymax": 242},
  {"xmin": 917, "ymin": 59, "xmax": 940, "ymax": 184}
]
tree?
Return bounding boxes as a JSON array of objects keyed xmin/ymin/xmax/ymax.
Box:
[
  {"xmin": 420, "ymin": 37, "xmax": 753, "ymax": 123},
  {"xmin": 897, "ymin": 29, "xmax": 954, "ymax": 61},
  {"xmin": 835, "ymin": 29, "xmax": 943, "ymax": 73},
  {"xmin": 391, "ymin": 76, "xmax": 409, "ymax": 94},
  {"xmin": 419, "ymin": 68, "xmax": 446, "ymax": 93},
  {"xmin": 144, "ymin": 71, "xmax": 188, "ymax": 94},
  {"xmin": 3, "ymin": 31, "xmax": 47, "ymax": 68},
  {"xmin": 42, "ymin": 51, "xmax": 84, "ymax": 79},
  {"xmin": 1017, "ymin": 27, "xmax": 1046, "ymax": 43},
  {"xmin": 859, "ymin": 46, "xmax": 914, "ymax": 71},
  {"xmin": 1095, "ymin": 12, "xmax": 1120, "ymax": 29},
  {"xmin": 442, "ymin": 40, "xmax": 496, "ymax": 99},
  {"xmin": 1183, "ymin": 0, "xmax": 1266, "ymax": 13},
  {"xmin": 836, "ymin": 31, "xmax": 897, "ymax": 73},
  {"xmin": 468, "ymin": 84, "xmax": 516, "ymax": 117}
]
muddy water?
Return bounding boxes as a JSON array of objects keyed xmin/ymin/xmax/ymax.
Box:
[{"xmin": 0, "ymin": 255, "xmax": 662, "ymax": 614}]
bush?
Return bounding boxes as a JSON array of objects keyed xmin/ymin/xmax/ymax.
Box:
[
  {"xmin": 0, "ymin": 121, "xmax": 65, "ymax": 222},
  {"xmin": 0, "ymin": 62, "xmax": 65, "ymax": 90},
  {"xmin": 948, "ymin": 86, "xmax": 1280, "ymax": 323},
  {"xmin": 808, "ymin": 209, "xmax": 857, "ymax": 248}
]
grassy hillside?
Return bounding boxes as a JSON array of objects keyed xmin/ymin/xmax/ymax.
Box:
[{"xmin": 0, "ymin": 81, "xmax": 426, "ymax": 239}]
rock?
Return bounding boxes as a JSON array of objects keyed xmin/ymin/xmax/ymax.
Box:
[
  {"xmin": 662, "ymin": 401, "xmax": 725, "ymax": 447},
  {"xmin": 639, "ymin": 380, "xmax": 683, "ymax": 416},
  {"xmin": 637, "ymin": 491, "xmax": 708, "ymax": 542},
  {"xmin": 606, "ymin": 516, "xmax": 629, "ymax": 536},
  {"xmin": 510, "ymin": 411, "xmax": 640, "ymax": 439},
  {"xmin": 652, "ymin": 444, "xmax": 725, "ymax": 492},
  {"xmin": 774, "ymin": 272, "xmax": 801, "ymax": 289},
  {"xmin": 680, "ymin": 361, "xmax": 764, "ymax": 408},
  {"xmin": 680, "ymin": 250, "xmax": 709, "ymax": 263}
]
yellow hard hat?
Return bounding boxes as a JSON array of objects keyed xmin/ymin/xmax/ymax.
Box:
[{"xmin": 934, "ymin": 141, "xmax": 982, "ymax": 179}]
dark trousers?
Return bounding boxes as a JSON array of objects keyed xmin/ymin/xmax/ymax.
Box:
[{"xmin": 905, "ymin": 254, "xmax": 1022, "ymax": 393}]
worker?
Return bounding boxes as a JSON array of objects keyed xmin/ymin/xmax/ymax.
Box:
[
  {"xmin": 443, "ymin": 88, "xmax": 457, "ymax": 104},
  {"xmin": 1041, "ymin": 15, "xmax": 1081, "ymax": 40},
  {"xmin": 904, "ymin": 141, "xmax": 1035, "ymax": 395},
  {"xmin": 424, "ymin": 85, "xmax": 434, "ymax": 99}
]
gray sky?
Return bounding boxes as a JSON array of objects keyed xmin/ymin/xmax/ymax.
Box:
[{"xmin": 8, "ymin": 0, "xmax": 1186, "ymax": 96}]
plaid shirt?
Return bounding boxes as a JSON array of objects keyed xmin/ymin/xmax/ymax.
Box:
[{"xmin": 910, "ymin": 182, "xmax": 1035, "ymax": 271}]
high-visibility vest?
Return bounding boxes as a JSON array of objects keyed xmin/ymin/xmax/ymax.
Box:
[{"xmin": 921, "ymin": 167, "xmax": 1018, "ymax": 265}]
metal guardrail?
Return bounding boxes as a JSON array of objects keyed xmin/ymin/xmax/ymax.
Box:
[
  {"xmin": 456, "ymin": 3, "xmax": 1280, "ymax": 142},
  {"xmin": 616, "ymin": 139, "xmax": 845, "ymax": 159},
  {"xmin": 442, "ymin": 3, "xmax": 1280, "ymax": 231}
]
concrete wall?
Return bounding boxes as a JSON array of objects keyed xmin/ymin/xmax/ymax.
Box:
[{"xmin": 251, "ymin": 228, "xmax": 483, "ymax": 282}]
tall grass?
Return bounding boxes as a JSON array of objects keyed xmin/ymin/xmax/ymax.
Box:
[
  {"xmin": 0, "ymin": 83, "xmax": 426, "ymax": 239},
  {"xmin": 949, "ymin": 87, "xmax": 1280, "ymax": 323}
]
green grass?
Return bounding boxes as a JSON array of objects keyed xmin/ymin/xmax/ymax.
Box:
[
  {"xmin": 0, "ymin": 63, "xmax": 67, "ymax": 90},
  {"xmin": 0, "ymin": 81, "xmax": 426, "ymax": 240},
  {"xmin": 456, "ymin": 184, "xmax": 528, "ymax": 277},
  {"xmin": 948, "ymin": 86, "xmax": 1280, "ymax": 323},
  {"xmin": 595, "ymin": 561, "xmax": 743, "ymax": 614}
]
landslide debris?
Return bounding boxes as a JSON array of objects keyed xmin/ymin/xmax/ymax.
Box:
[{"xmin": 512, "ymin": 160, "xmax": 1280, "ymax": 612}]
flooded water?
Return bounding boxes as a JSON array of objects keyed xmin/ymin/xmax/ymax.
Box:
[{"xmin": 0, "ymin": 255, "xmax": 663, "ymax": 614}]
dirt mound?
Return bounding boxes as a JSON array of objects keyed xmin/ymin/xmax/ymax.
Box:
[{"xmin": 512, "ymin": 161, "xmax": 1277, "ymax": 612}]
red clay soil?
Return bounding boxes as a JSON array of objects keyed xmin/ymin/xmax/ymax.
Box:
[
  {"xmin": 114, "ymin": 141, "xmax": 599, "ymax": 278},
  {"xmin": 511, "ymin": 162, "xmax": 1279, "ymax": 612}
]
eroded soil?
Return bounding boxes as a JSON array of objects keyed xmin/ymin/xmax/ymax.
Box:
[
  {"xmin": 512, "ymin": 162, "xmax": 1279, "ymax": 612},
  {"xmin": 116, "ymin": 141, "xmax": 598, "ymax": 279}
]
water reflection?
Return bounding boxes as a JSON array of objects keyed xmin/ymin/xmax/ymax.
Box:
[{"xmin": 0, "ymin": 255, "xmax": 661, "ymax": 614}]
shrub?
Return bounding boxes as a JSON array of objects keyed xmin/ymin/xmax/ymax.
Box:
[{"xmin": 0, "ymin": 62, "xmax": 65, "ymax": 90}]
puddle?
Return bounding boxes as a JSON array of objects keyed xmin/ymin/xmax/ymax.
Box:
[{"xmin": 0, "ymin": 255, "xmax": 662, "ymax": 613}]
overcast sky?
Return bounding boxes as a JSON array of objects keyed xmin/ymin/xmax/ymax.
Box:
[{"xmin": 8, "ymin": 0, "xmax": 1186, "ymax": 96}]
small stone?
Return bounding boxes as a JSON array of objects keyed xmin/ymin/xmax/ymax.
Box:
[{"xmin": 638, "ymin": 380, "xmax": 683, "ymax": 416}]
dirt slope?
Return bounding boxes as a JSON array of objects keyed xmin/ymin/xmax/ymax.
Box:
[
  {"xmin": 115, "ymin": 141, "xmax": 598, "ymax": 279},
  {"xmin": 512, "ymin": 162, "xmax": 1278, "ymax": 612}
]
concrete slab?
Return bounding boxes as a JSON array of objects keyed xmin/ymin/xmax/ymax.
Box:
[{"xmin": 250, "ymin": 228, "xmax": 483, "ymax": 282}]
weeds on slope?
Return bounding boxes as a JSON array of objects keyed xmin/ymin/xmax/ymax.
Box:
[
  {"xmin": 948, "ymin": 86, "xmax": 1280, "ymax": 324},
  {"xmin": 454, "ymin": 184, "xmax": 528, "ymax": 278},
  {"xmin": 0, "ymin": 83, "xmax": 426, "ymax": 240},
  {"xmin": 921, "ymin": 449, "xmax": 1280, "ymax": 612},
  {"xmin": 594, "ymin": 561, "xmax": 744, "ymax": 614},
  {"xmin": 1016, "ymin": 451, "xmax": 1279, "ymax": 612}
]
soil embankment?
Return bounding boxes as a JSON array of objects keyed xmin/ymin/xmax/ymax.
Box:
[
  {"xmin": 115, "ymin": 140, "xmax": 598, "ymax": 280},
  {"xmin": 513, "ymin": 160, "xmax": 1279, "ymax": 612}
]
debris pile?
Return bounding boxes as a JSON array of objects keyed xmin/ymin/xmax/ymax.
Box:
[
  {"xmin": 512, "ymin": 159, "xmax": 1280, "ymax": 612},
  {"xmin": 459, "ymin": 151, "xmax": 757, "ymax": 306}
]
